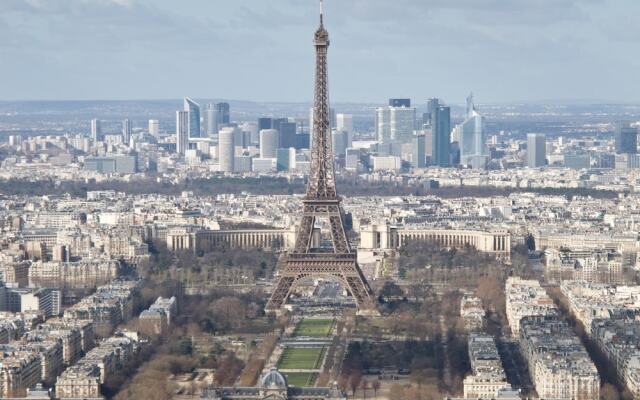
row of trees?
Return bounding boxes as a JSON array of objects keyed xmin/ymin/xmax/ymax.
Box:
[{"xmin": 0, "ymin": 176, "xmax": 619, "ymax": 199}]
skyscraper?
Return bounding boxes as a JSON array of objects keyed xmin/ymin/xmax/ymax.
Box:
[
  {"xmin": 205, "ymin": 104, "xmax": 218, "ymax": 138},
  {"xmin": 175, "ymin": 111, "xmax": 189, "ymax": 156},
  {"xmin": 332, "ymin": 130, "xmax": 348, "ymax": 158},
  {"xmin": 258, "ymin": 117, "xmax": 273, "ymax": 131},
  {"xmin": 90, "ymin": 119, "xmax": 101, "ymax": 142},
  {"xmin": 276, "ymin": 148, "xmax": 296, "ymax": 172},
  {"xmin": 122, "ymin": 119, "xmax": 131, "ymax": 145},
  {"xmin": 423, "ymin": 98, "xmax": 440, "ymax": 128},
  {"xmin": 412, "ymin": 134, "xmax": 426, "ymax": 168},
  {"xmin": 458, "ymin": 93, "xmax": 488, "ymax": 169},
  {"xmin": 431, "ymin": 101, "xmax": 451, "ymax": 167},
  {"xmin": 259, "ymin": 129, "xmax": 279, "ymax": 159},
  {"xmin": 183, "ymin": 98, "xmax": 201, "ymax": 138},
  {"xmin": 615, "ymin": 121, "xmax": 638, "ymax": 154},
  {"xmin": 389, "ymin": 98, "xmax": 411, "ymax": 108},
  {"xmin": 376, "ymin": 101, "xmax": 416, "ymax": 143},
  {"xmin": 336, "ymin": 114, "xmax": 353, "ymax": 134},
  {"xmin": 273, "ymin": 118, "xmax": 297, "ymax": 149},
  {"xmin": 218, "ymin": 127, "xmax": 236, "ymax": 173},
  {"xmin": 527, "ymin": 133, "xmax": 546, "ymax": 168},
  {"xmin": 376, "ymin": 107, "xmax": 391, "ymax": 142},
  {"xmin": 148, "ymin": 120, "xmax": 159, "ymax": 137},
  {"xmin": 216, "ymin": 102, "xmax": 230, "ymax": 125}
]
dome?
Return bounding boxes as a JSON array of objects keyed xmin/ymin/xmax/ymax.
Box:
[{"xmin": 261, "ymin": 368, "xmax": 287, "ymax": 389}]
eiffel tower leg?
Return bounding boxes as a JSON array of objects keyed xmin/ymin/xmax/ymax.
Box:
[
  {"xmin": 342, "ymin": 267, "xmax": 378, "ymax": 316},
  {"xmin": 294, "ymin": 215, "xmax": 315, "ymax": 253},
  {"xmin": 328, "ymin": 214, "xmax": 349, "ymax": 254},
  {"xmin": 265, "ymin": 276, "xmax": 296, "ymax": 313}
]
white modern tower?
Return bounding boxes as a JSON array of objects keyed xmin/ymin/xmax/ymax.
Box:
[
  {"xmin": 90, "ymin": 119, "xmax": 101, "ymax": 142},
  {"xmin": 219, "ymin": 127, "xmax": 236, "ymax": 173},
  {"xmin": 458, "ymin": 93, "xmax": 488, "ymax": 169},
  {"xmin": 206, "ymin": 104, "xmax": 218, "ymax": 138},
  {"xmin": 149, "ymin": 120, "xmax": 159, "ymax": 137},
  {"xmin": 176, "ymin": 111, "xmax": 189, "ymax": 156},
  {"xmin": 260, "ymin": 129, "xmax": 279, "ymax": 159},
  {"xmin": 376, "ymin": 104, "xmax": 416, "ymax": 143},
  {"xmin": 527, "ymin": 133, "xmax": 547, "ymax": 168}
]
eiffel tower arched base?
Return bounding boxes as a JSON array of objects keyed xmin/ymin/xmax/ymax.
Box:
[{"xmin": 265, "ymin": 253, "xmax": 379, "ymax": 316}]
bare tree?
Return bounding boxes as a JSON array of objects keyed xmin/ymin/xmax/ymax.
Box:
[
  {"xmin": 360, "ymin": 379, "xmax": 369, "ymax": 400},
  {"xmin": 349, "ymin": 371, "xmax": 362, "ymax": 397},
  {"xmin": 372, "ymin": 379, "xmax": 381, "ymax": 399}
]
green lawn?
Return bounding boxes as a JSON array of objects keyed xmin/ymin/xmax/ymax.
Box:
[
  {"xmin": 277, "ymin": 347, "xmax": 326, "ymax": 370},
  {"xmin": 284, "ymin": 372, "xmax": 318, "ymax": 387},
  {"xmin": 292, "ymin": 318, "xmax": 335, "ymax": 338}
]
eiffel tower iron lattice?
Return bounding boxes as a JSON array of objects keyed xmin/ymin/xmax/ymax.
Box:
[{"xmin": 265, "ymin": 2, "xmax": 378, "ymax": 316}]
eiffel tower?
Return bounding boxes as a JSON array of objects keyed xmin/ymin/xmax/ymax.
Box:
[{"xmin": 265, "ymin": 1, "xmax": 377, "ymax": 316}]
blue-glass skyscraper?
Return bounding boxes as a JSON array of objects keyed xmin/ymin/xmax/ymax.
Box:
[
  {"xmin": 615, "ymin": 121, "xmax": 638, "ymax": 154},
  {"xmin": 216, "ymin": 102, "xmax": 230, "ymax": 125},
  {"xmin": 431, "ymin": 100, "xmax": 451, "ymax": 167},
  {"xmin": 183, "ymin": 97, "xmax": 201, "ymax": 138}
]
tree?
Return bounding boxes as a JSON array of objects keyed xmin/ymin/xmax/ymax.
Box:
[
  {"xmin": 338, "ymin": 374, "xmax": 349, "ymax": 393},
  {"xmin": 360, "ymin": 379, "xmax": 369, "ymax": 400},
  {"xmin": 379, "ymin": 281, "xmax": 404, "ymax": 301},
  {"xmin": 372, "ymin": 379, "xmax": 381, "ymax": 399},
  {"xmin": 349, "ymin": 371, "xmax": 362, "ymax": 397},
  {"xmin": 476, "ymin": 276, "xmax": 505, "ymax": 316},
  {"xmin": 210, "ymin": 296, "xmax": 247, "ymax": 330},
  {"xmin": 600, "ymin": 383, "xmax": 620, "ymax": 400}
]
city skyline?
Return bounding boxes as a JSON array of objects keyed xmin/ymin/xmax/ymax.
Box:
[{"xmin": 1, "ymin": 0, "xmax": 639, "ymax": 103}]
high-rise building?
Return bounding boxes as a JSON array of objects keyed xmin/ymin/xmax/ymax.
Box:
[
  {"xmin": 273, "ymin": 118, "xmax": 297, "ymax": 149},
  {"xmin": 336, "ymin": 114, "xmax": 353, "ymax": 134},
  {"xmin": 122, "ymin": 119, "xmax": 131, "ymax": 145},
  {"xmin": 563, "ymin": 153, "xmax": 591, "ymax": 169},
  {"xmin": 376, "ymin": 107, "xmax": 391, "ymax": 142},
  {"xmin": 90, "ymin": 119, "xmax": 101, "ymax": 142},
  {"xmin": 205, "ymin": 104, "xmax": 218, "ymax": 138},
  {"xmin": 423, "ymin": 98, "xmax": 440, "ymax": 128},
  {"xmin": 216, "ymin": 102, "xmax": 230, "ymax": 125},
  {"xmin": 332, "ymin": 130, "xmax": 348, "ymax": 158},
  {"xmin": 458, "ymin": 93, "xmax": 488, "ymax": 169},
  {"xmin": 259, "ymin": 129, "xmax": 279, "ymax": 159},
  {"xmin": 240, "ymin": 122, "xmax": 259, "ymax": 145},
  {"xmin": 296, "ymin": 133, "xmax": 310, "ymax": 150},
  {"xmin": 175, "ymin": 111, "xmax": 189, "ymax": 156},
  {"xmin": 411, "ymin": 135, "xmax": 426, "ymax": 168},
  {"xmin": 345, "ymin": 148, "xmax": 361, "ymax": 171},
  {"xmin": 376, "ymin": 102, "xmax": 416, "ymax": 143},
  {"xmin": 276, "ymin": 148, "xmax": 296, "ymax": 172},
  {"xmin": 148, "ymin": 120, "xmax": 159, "ymax": 137},
  {"xmin": 431, "ymin": 101, "xmax": 451, "ymax": 167},
  {"xmin": 218, "ymin": 127, "xmax": 236, "ymax": 172},
  {"xmin": 183, "ymin": 98, "xmax": 201, "ymax": 138},
  {"xmin": 389, "ymin": 98, "xmax": 411, "ymax": 108},
  {"xmin": 258, "ymin": 117, "xmax": 273, "ymax": 131},
  {"xmin": 615, "ymin": 121, "xmax": 638, "ymax": 154},
  {"xmin": 527, "ymin": 133, "xmax": 547, "ymax": 168}
]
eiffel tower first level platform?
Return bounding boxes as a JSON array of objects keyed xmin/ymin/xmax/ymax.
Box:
[{"xmin": 264, "ymin": 252, "xmax": 379, "ymax": 316}]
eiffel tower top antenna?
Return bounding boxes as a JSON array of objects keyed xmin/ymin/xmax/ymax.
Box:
[{"xmin": 319, "ymin": 0, "xmax": 324, "ymax": 25}]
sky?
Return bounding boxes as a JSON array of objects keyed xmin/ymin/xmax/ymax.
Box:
[{"xmin": 1, "ymin": 0, "xmax": 639, "ymax": 103}]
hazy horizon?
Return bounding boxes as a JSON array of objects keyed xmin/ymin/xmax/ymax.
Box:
[{"xmin": 2, "ymin": 0, "xmax": 640, "ymax": 103}]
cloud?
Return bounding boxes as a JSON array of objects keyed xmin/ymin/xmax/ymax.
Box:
[{"xmin": 0, "ymin": 0, "xmax": 638, "ymax": 102}]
